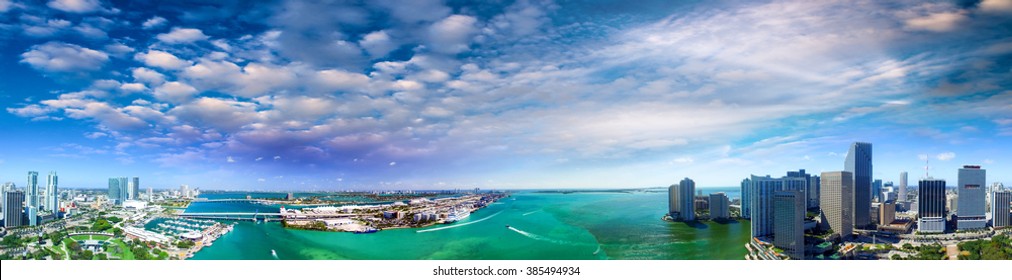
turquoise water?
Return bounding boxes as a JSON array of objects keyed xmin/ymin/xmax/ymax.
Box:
[{"xmin": 190, "ymin": 188, "xmax": 750, "ymax": 260}]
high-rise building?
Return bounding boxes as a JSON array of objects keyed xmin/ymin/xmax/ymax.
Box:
[
  {"xmin": 709, "ymin": 192, "xmax": 729, "ymax": 220},
  {"xmin": 128, "ymin": 177, "xmax": 140, "ymax": 200},
  {"xmin": 820, "ymin": 171, "xmax": 854, "ymax": 239},
  {"xmin": 108, "ymin": 178, "xmax": 122, "ymax": 205},
  {"xmin": 46, "ymin": 171, "xmax": 58, "ymax": 214},
  {"xmin": 119, "ymin": 177, "xmax": 129, "ymax": 201},
  {"xmin": 668, "ymin": 178, "xmax": 696, "ymax": 221},
  {"xmin": 773, "ymin": 190, "xmax": 805, "ymax": 260},
  {"xmin": 917, "ymin": 178, "xmax": 946, "ymax": 233},
  {"xmin": 786, "ymin": 169, "xmax": 812, "ymax": 209},
  {"xmin": 3, "ymin": 190, "xmax": 25, "ymax": 228},
  {"xmin": 992, "ymin": 190, "xmax": 1011, "ymax": 229},
  {"xmin": 0, "ymin": 182, "xmax": 13, "ymax": 210},
  {"xmin": 27, "ymin": 171, "xmax": 39, "ymax": 226},
  {"xmin": 741, "ymin": 178, "xmax": 752, "ymax": 219},
  {"xmin": 899, "ymin": 172, "xmax": 908, "ymax": 202},
  {"xmin": 808, "ymin": 175, "xmax": 821, "ymax": 210},
  {"xmin": 872, "ymin": 179, "xmax": 883, "ymax": 203},
  {"xmin": 844, "ymin": 142, "xmax": 872, "ymax": 229},
  {"xmin": 956, "ymin": 166, "xmax": 986, "ymax": 230},
  {"xmin": 180, "ymin": 184, "xmax": 190, "ymax": 199},
  {"xmin": 147, "ymin": 187, "xmax": 154, "ymax": 202},
  {"xmin": 750, "ymin": 175, "xmax": 783, "ymax": 238},
  {"xmin": 879, "ymin": 201, "xmax": 895, "ymax": 226}
]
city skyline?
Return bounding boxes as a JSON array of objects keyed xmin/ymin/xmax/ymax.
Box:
[{"xmin": 1, "ymin": 0, "xmax": 1011, "ymax": 189}]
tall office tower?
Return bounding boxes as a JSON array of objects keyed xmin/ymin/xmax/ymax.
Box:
[
  {"xmin": 108, "ymin": 178, "xmax": 122, "ymax": 205},
  {"xmin": 741, "ymin": 178, "xmax": 752, "ymax": 219},
  {"xmin": 709, "ymin": 192, "xmax": 730, "ymax": 219},
  {"xmin": 128, "ymin": 177, "xmax": 140, "ymax": 200},
  {"xmin": 46, "ymin": 171, "xmax": 58, "ymax": 214},
  {"xmin": 668, "ymin": 184, "xmax": 678, "ymax": 218},
  {"xmin": 147, "ymin": 187, "xmax": 153, "ymax": 202},
  {"xmin": 820, "ymin": 171, "xmax": 854, "ymax": 239},
  {"xmin": 786, "ymin": 169, "xmax": 812, "ymax": 209},
  {"xmin": 879, "ymin": 201, "xmax": 896, "ymax": 226},
  {"xmin": 773, "ymin": 190, "xmax": 805, "ymax": 260},
  {"xmin": 844, "ymin": 142, "xmax": 872, "ymax": 229},
  {"xmin": 992, "ymin": 190, "xmax": 1011, "ymax": 229},
  {"xmin": 27, "ymin": 171, "xmax": 39, "ymax": 226},
  {"xmin": 899, "ymin": 172, "xmax": 908, "ymax": 202},
  {"xmin": 668, "ymin": 178, "xmax": 696, "ymax": 221},
  {"xmin": 3, "ymin": 191, "xmax": 26, "ymax": 228},
  {"xmin": 750, "ymin": 175, "xmax": 783, "ymax": 238},
  {"xmin": 119, "ymin": 177, "xmax": 129, "ymax": 200},
  {"xmin": 872, "ymin": 179, "xmax": 883, "ymax": 203},
  {"xmin": 956, "ymin": 166, "xmax": 986, "ymax": 230},
  {"xmin": 808, "ymin": 175, "xmax": 821, "ymax": 210},
  {"xmin": 917, "ymin": 178, "xmax": 947, "ymax": 233},
  {"xmin": 0, "ymin": 182, "xmax": 13, "ymax": 210}
]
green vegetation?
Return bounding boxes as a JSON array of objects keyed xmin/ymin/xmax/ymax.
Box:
[
  {"xmin": 958, "ymin": 235, "xmax": 1012, "ymax": 260},
  {"xmin": 107, "ymin": 216, "xmax": 123, "ymax": 223},
  {"xmin": 283, "ymin": 220, "xmax": 330, "ymax": 231},
  {"xmin": 2, "ymin": 235, "xmax": 26, "ymax": 247},
  {"xmin": 176, "ymin": 240, "xmax": 195, "ymax": 249},
  {"xmin": 892, "ymin": 243, "xmax": 946, "ymax": 260},
  {"xmin": 91, "ymin": 219, "xmax": 113, "ymax": 231}
]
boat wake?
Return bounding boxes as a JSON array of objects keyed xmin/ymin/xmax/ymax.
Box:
[
  {"xmin": 592, "ymin": 245, "xmax": 602, "ymax": 255},
  {"xmin": 507, "ymin": 226, "xmax": 596, "ymax": 248},
  {"xmin": 522, "ymin": 210, "xmax": 540, "ymax": 216},
  {"xmin": 271, "ymin": 249, "xmax": 278, "ymax": 259},
  {"xmin": 416, "ymin": 211, "xmax": 503, "ymax": 233}
]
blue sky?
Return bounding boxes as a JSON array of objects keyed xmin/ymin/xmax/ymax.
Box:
[{"xmin": 0, "ymin": 0, "xmax": 1010, "ymax": 190}]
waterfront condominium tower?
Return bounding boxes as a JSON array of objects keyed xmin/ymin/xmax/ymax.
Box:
[
  {"xmin": 750, "ymin": 175, "xmax": 784, "ymax": 238},
  {"xmin": 709, "ymin": 192, "xmax": 730, "ymax": 220},
  {"xmin": 786, "ymin": 169, "xmax": 812, "ymax": 209},
  {"xmin": 119, "ymin": 177, "xmax": 129, "ymax": 200},
  {"xmin": 820, "ymin": 171, "xmax": 854, "ymax": 240},
  {"xmin": 26, "ymin": 171, "xmax": 39, "ymax": 226},
  {"xmin": 669, "ymin": 178, "xmax": 696, "ymax": 221},
  {"xmin": 844, "ymin": 142, "xmax": 872, "ymax": 229},
  {"xmin": 899, "ymin": 171, "xmax": 908, "ymax": 202},
  {"xmin": 128, "ymin": 177, "xmax": 140, "ymax": 200},
  {"xmin": 46, "ymin": 171, "xmax": 58, "ymax": 214},
  {"xmin": 108, "ymin": 178, "xmax": 122, "ymax": 205},
  {"xmin": 992, "ymin": 190, "xmax": 1011, "ymax": 229},
  {"xmin": 917, "ymin": 178, "xmax": 947, "ymax": 233},
  {"xmin": 0, "ymin": 182, "xmax": 13, "ymax": 210},
  {"xmin": 741, "ymin": 177, "xmax": 752, "ymax": 219},
  {"xmin": 3, "ymin": 190, "xmax": 25, "ymax": 228},
  {"xmin": 956, "ymin": 166, "xmax": 986, "ymax": 230},
  {"xmin": 774, "ymin": 190, "xmax": 805, "ymax": 260}
]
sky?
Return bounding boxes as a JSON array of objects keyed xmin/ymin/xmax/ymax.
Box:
[{"xmin": 0, "ymin": 0, "xmax": 1010, "ymax": 190}]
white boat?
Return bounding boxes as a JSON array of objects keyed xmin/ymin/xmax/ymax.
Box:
[{"xmin": 444, "ymin": 208, "xmax": 471, "ymax": 223}]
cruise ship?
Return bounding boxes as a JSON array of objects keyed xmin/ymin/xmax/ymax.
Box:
[{"xmin": 443, "ymin": 208, "xmax": 471, "ymax": 223}]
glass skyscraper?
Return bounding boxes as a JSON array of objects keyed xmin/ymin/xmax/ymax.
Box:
[
  {"xmin": 26, "ymin": 171, "xmax": 39, "ymax": 226},
  {"xmin": 773, "ymin": 190, "xmax": 805, "ymax": 260},
  {"xmin": 844, "ymin": 142, "xmax": 872, "ymax": 229},
  {"xmin": 918, "ymin": 178, "xmax": 947, "ymax": 233},
  {"xmin": 3, "ymin": 190, "xmax": 25, "ymax": 228},
  {"xmin": 46, "ymin": 171, "xmax": 58, "ymax": 214},
  {"xmin": 108, "ymin": 178, "xmax": 122, "ymax": 205},
  {"xmin": 741, "ymin": 177, "xmax": 752, "ymax": 219},
  {"xmin": 668, "ymin": 178, "xmax": 696, "ymax": 221},
  {"xmin": 956, "ymin": 166, "xmax": 986, "ymax": 230}
]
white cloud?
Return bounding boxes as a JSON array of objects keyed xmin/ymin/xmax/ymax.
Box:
[
  {"xmin": 22, "ymin": 18, "xmax": 72, "ymax": 37},
  {"xmin": 426, "ymin": 15, "xmax": 478, "ymax": 54},
  {"xmin": 119, "ymin": 83, "xmax": 147, "ymax": 92},
  {"xmin": 153, "ymin": 81, "xmax": 199, "ymax": 103},
  {"xmin": 7, "ymin": 104, "xmax": 54, "ymax": 117},
  {"xmin": 389, "ymin": 161, "xmax": 397, "ymax": 166},
  {"xmin": 104, "ymin": 43, "xmax": 135, "ymax": 57},
  {"xmin": 360, "ymin": 30, "xmax": 397, "ymax": 58},
  {"xmin": 47, "ymin": 0, "xmax": 102, "ymax": 13},
  {"xmin": 255, "ymin": 157, "xmax": 263, "ymax": 161},
  {"xmin": 156, "ymin": 27, "xmax": 209, "ymax": 44},
  {"xmin": 20, "ymin": 41, "xmax": 109, "ymax": 72},
  {"xmin": 0, "ymin": 0, "xmax": 11, "ymax": 12},
  {"xmin": 134, "ymin": 50, "xmax": 191, "ymax": 70},
  {"xmin": 979, "ymin": 0, "xmax": 1012, "ymax": 13},
  {"xmin": 227, "ymin": 156, "xmax": 235, "ymax": 163},
  {"xmin": 132, "ymin": 67, "xmax": 166, "ymax": 85},
  {"xmin": 142, "ymin": 16, "xmax": 167, "ymax": 30},
  {"xmin": 168, "ymin": 97, "xmax": 260, "ymax": 132},
  {"xmin": 904, "ymin": 11, "xmax": 967, "ymax": 32},
  {"xmin": 314, "ymin": 69, "xmax": 370, "ymax": 91},
  {"xmin": 73, "ymin": 24, "xmax": 106, "ymax": 39},
  {"xmin": 670, "ymin": 157, "xmax": 694, "ymax": 165},
  {"xmin": 936, "ymin": 152, "xmax": 956, "ymax": 161}
]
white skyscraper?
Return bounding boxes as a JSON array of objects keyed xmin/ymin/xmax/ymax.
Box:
[
  {"xmin": 46, "ymin": 171, "xmax": 58, "ymax": 214},
  {"xmin": 899, "ymin": 171, "xmax": 908, "ymax": 202}
]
